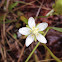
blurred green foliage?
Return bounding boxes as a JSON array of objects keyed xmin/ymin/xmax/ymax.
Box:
[
  {"xmin": 13, "ymin": 33, "xmax": 17, "ymax": 39},
  {"xmin": 9, "ymin": 2, "xmax": 18, "ymax": 10},
  {"xmin": 49, "ymin": 27, "xmax": 62, "ymax": 32},
  {"xmin": 20, "ymin": 16, "xmax": 28, "ymax": 24},
  {"xmin": 53, "ymin": 0, "xmax": 62, "ymax": 15}
]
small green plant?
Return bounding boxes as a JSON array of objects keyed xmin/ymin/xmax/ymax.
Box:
[{"xmin": 53, "ymin": 0, "xmax": 62, "ymax": 15}]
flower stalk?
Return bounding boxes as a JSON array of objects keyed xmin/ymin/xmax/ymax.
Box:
[{"xmin": 25, "ymin": 42, "xmax": 40, "ymax": 62}]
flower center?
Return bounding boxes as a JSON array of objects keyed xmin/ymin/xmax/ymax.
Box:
[{"xmin": 32, "ymin": 27, "xmax": 39, "ymax": 35}]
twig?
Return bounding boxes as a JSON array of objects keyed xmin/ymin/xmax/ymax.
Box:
[
  {"xmin": 35, "ymin": 5, "xmax": 42, "ymax": 20},
  {"xmin": 17, "ymin": 45, "xmax": 25, "ymax": 62},
  {"xmin": 13, "ymin": 1, "xmax": 35, "ymax": 11},
  {"xmin": 0, "ymin": 0, "xmax": 5, "ymax": 8},
  {"xmin": 2, "ymin": 0, "xmax": 10, "ymax": 62},
  {"xmin": 38, "ymin": 58, "xmax": 62, "ymax": 62},
  {"xmin": 0, "ymin": 43, "xmax": 4, "ymax": 61},
  {"xmin": 7, "ymin": 31, "xmax": 23, "ymax": 47},
  {"xmin": 46, "ymin": 9, "xmax": 54, "ymax": 16},
  {"xmin": 36, "ymin": 0, "xmax": 51, "ymax": 10},
  {"xmin": 7, "ymin": 53, "xmax": 15, "ymax": 62}
]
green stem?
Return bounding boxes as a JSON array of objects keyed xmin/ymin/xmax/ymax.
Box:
[
  {"xmin": 44, "ymin": 27, "xmax": 50, "ymax": 36},
  {"xmin": 42, "ymin": 43, "xmax": 62, "ymax": 62},
  {"xmin": 25, "ymin": 42, "xmax": 40, "ymax": 62}
]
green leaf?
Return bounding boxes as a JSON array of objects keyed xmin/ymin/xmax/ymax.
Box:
[
  {"xmin": 53, "ymin": 0, "xmax": 62, "ymax": 15},
  {"xmin": 13, "ymin": 33, "xmax": 17, "ymax": 39},
  {"xmin": 9, "ymin": 2, "xmax": 18, "ymax": 10},
  {"xmin": 50, "ymin": 27, "xmax": 62, "ymax": 32},
  {"xmin": 9, "ymin": 1, "xmax": 27, "ymax": 10},
  {"xmin": 20, "ymin": 16, "xmax": 28, "ymax": 24}
]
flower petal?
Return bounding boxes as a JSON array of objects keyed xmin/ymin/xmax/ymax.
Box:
[
  {"xmin": 37, "ymin": 23, "xmax": 48, "ymax": 31},
  {"xmin": 36, "ymin": 33, "xmax": 47, "ymax": 43},
  {"xmin": 25, "ymin": 34, "xmax": 34, "ymax": 47},
  {"xmin": 19, "ymin": 27, "xmax": 31, "ymax": 35},
  {"xmin": 28, "ymin": 17, "xmax": 35, "ymax": 29}
]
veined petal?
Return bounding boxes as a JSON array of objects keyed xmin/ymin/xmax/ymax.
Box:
[
  {"xmin": 37, "ymin": 23, "xmax": 48, "ymax": 31},
  {"xmin": 25, "ymin": 34, "xmax": 34, "ymax": 47},
  {"xmin": 36, "ymin": 33, "xmax": 47, "ymax": 43},
  {"xmin": 19, "ymin": 27, "xmax": 31, "ymax": 35},
  {"xmin": 28, "ymin": 17, "xmax": 35, "ymax": 29}
]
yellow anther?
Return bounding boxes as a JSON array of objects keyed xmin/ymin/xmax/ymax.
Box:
[
  {"xmin": 31, "ymin": 34, "xmax": 34, "ymax": 38},
  {"xmin": 32, "ymin": 28, "xmax": 39, "ymax": 34},
  {"xmin": 32, "ymin": 26, "xmax": 35, "ymax": 30},
  {"xmin": 29, "ymin": 30, "xmax": 31, "ymax": 32}
]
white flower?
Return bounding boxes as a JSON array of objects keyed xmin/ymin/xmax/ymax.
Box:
[{"xmin": 19, "ymin": 17, "xmax": 48, "ymax": 47}]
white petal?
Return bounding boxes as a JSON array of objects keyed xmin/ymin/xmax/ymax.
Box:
[
  {"xmin": 25, "ymin": 34, "xmax": 34, "ymax": 47},
  {"xmin": 37, "ymin": 23, "xmax": 48, "ymax": 31},
  {"xmin": 19, "ymin": 27, "xmax": 31, "ymax": 35},
  {"xmin": 28, "ymin": 17, "xmax": 35, "ymax": 29},
  {"xmin": 36, "ymin": 33, "xmax": 47, "ymax": 43}
]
